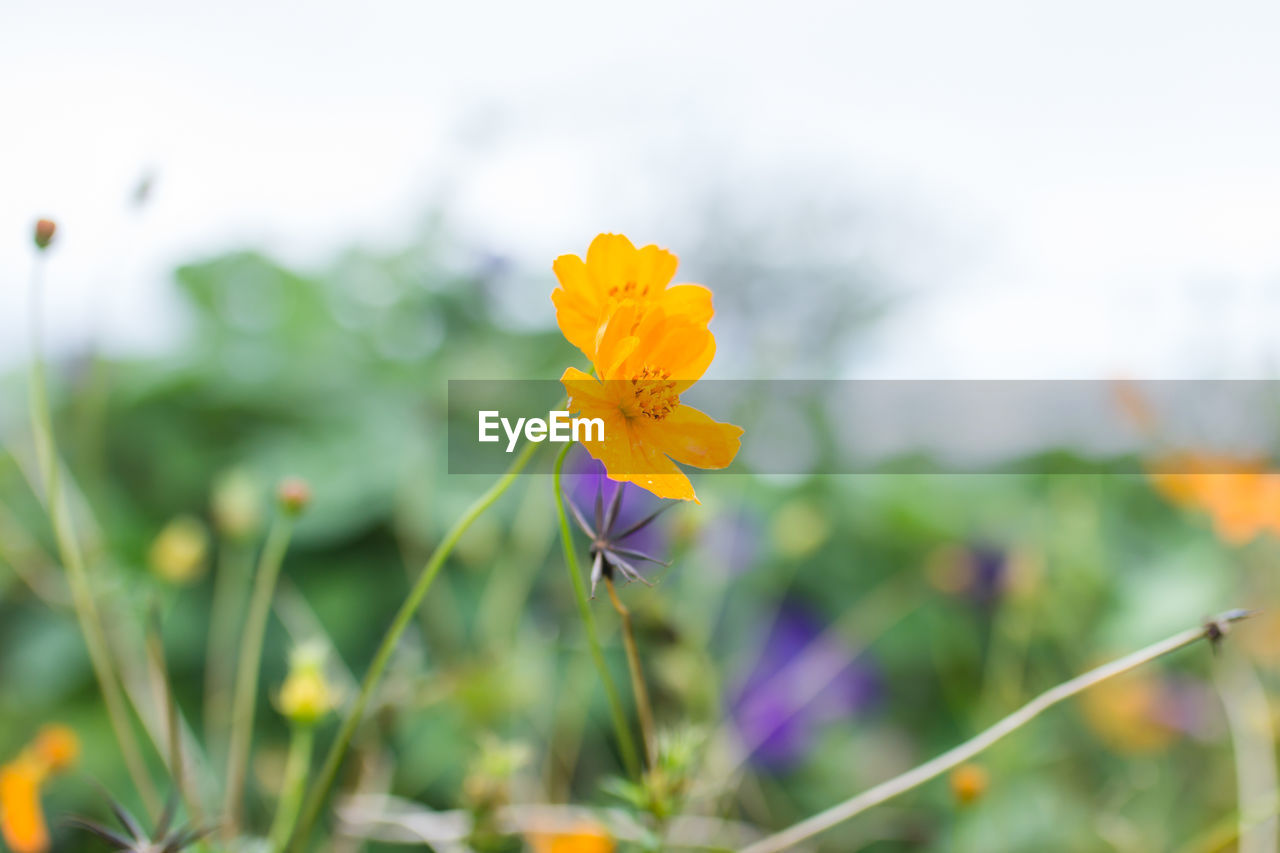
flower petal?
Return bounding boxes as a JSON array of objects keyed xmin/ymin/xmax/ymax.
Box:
[
  {"xmin": 621, "ymin": 440, "xmax": 698, "ymax": 502},
  {"xmin": 575, "ymin": 413, "xmax": 639, "ymax": 477},
  {"xmin": 585, "ymin": 233, "xmax": 637, "ymax": 291},
  {"xmin": 526, "ymin": 822, "xmax": 616, "ymax": 853},
  {"xmin": 631, "ymin": 315, "xmax": 715, "ymax": 384},
  {"xmin": 657, "ymin": 283, "xmax": 713, "ymax": 327},
  {"xmin": 573, "ymin": 413, "xmax": 698, "ymax": 502},
  {"xmin": 635, "ymin": 404, "xmax": 743, "ymax": 470},
  {"xmin": 553, "ymin": 253, "xmax": 595, "ymax": 301},
  {"xmin": 32, "ymin": 726, "xmax": 77, "ymax": 772},
  {"xmin": 594, "ymin": 305, "xmax": 646, "ymax": 378},
  {"xmin": 669, "ymin": 332, "xmax": 716, "ymax": 390},
  {"xmin": 552, "ymin": 287, "xmax": 603, "ymax": 362},
  {"xmin": 561, "ymin": 367, "xmax": 618, "ymax": 411},
  {"xmin": 635, "ymin": 245, "xmax": 678, "ymax": 294},
  {"xmin": 553, "ymin": 253, "xmax": 606, "ymax": 358},
  {"xmin": 1, "ymin": 762, "xmax": 49, "ymax": 853}
]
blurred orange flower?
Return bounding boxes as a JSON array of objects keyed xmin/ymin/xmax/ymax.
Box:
[
  {"xmin": 561, "ymin": 306, "xmax": 742, "ymax": 502},
  {"xmin": 0, "ymin": 725, "xmax": 79, "ymax": 853},
  {"xmin": 1079, "ymin": 671, "xmax": 1177, "ymax": 754},
  {"xmin": 1, "ymin": 760, "xmax": 49, "ymax": 853},
  {"xmin": 1149, "ymin": 453, "xmax": 1280, "ymax": 544},
  {"xmin": 553, "ymin": 234, "xmax": 713, "ymax": 365},
  {"xmin": 525, "ymin": 821, "xmax": 615, "ymax": 853},
  {"xmin": 30, "ymin": 727, "xmax": 77, "ymax": 773},
  {"xmin": 949, "ymin": 763, "xmax": 989, "ymax": 805}
]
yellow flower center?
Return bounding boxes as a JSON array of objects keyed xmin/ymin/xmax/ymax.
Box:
[{"xmin": 628, "ymin": 365, "xmax": 679, "ymax": 421}]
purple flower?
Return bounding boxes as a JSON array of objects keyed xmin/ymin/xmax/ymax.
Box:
[
  {"xmin": 1152, "ymin": 675, "xmax": 1217, "ymax": 740},
  {"xmin": 928, "ymin": 544, "xmax": 1009, "ymax": 604},
  {"xmin": 730, "ymin": 602, "xmax": 881, "ymax": 769},
  {"xmin": 698, "ymin": 510, "xmax": 763, "ymax": 576},
  {"xmin": 968, "ymin": 546, "xmax": 1007, "ymax": 604}
]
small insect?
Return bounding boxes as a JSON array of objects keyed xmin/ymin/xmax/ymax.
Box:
[
  {"xmin": 565, "ymin": 480, "xmax": 670, "ymax": 597},
  {"xmin": 1205, "ymin": 608, "xmax": 1258, "ymax": 653}
]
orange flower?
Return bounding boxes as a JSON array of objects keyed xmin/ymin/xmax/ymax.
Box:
[
  {"xmin": 1, "ymin": 759, "xmax": 49, "ymax": 853},
  {"xmin": 949, "ymin": 763, "xmax": 989, "ymax": 805},
  {"xmin": 553, "ymin": 234, "xmax": 713, "ymax": 365},
  {"xmin": 0, "ymin": 725, "xmax": 79, "ymax": 853},
  {"xmin": 1079, "ymin": 670, "xmax": 1176, "ymax": 754},
  {"xmin": 30, "ymin": 726, "xmax": 77, "ymax": 773},
  {"xmin": 1149, "ymin": 453, "xmax": 1280, "ymax": 544},
  {"xmin": 561, "ymin": 306, "xmax": 741, "ymax": 502},
  {"xmin": 525, "ymin": 821, "xmax": 615, "ymax": 853}
]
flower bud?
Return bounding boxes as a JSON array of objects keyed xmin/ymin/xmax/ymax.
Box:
[
  {"xmin": 148, "ymin": 516, "xmax": 210, "ymax": 584},
  {"xmin": 33, "ymin": 219, "xmax": 56, "ymax": 251},
  {"xmin": 949, "ymin": 763, "xmax": 989, "ymax": 805},
  {"xmin": 276, "ymin": 477, "xmax": 311, "ymax": 516},
  {"xmin": 278, "ymin": 643, "xmax": 336, "ymax": 726},
  {"xmin": 211, "ymin": 469, "xmax": 263, "ymax": 541}
]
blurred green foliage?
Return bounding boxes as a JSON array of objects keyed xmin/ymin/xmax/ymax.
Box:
[{"xmin": 0, "ymin": 231, "xmax": 1277, "ymax": 852}]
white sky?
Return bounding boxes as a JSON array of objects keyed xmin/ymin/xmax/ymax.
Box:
[{"xmin": 3, "ymin": 0, "xmax": 1279, "ymax": 378}]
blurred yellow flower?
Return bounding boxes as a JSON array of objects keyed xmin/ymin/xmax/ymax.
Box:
[
  {"xmin": 525, "ymin": 821, "xmax": 615, "ymax": 853},
  {"xmin": 148, "ymin": 515, "xmax": 210, "ymax": 584},
  {"xmin": 1149, "ymin": 453, "xmax": 1280, "ymax": 545},
  {"xmin": 279, "ymin": 670, "xmax": 335, "ymax": 727},
  {"xmin": 0, "ymin": 725, "xmax": 79, "ymax": 853},
  {"xmin": 553, "ymin": 233, "xmax": 713, "ymax": 365},
  {"xmin": 561, "ymin": 306, "xmax": 742, "ymax": 502},
  {"xmin": 278, "ymin": 643, "xmax": 337, "ymax": 726}
]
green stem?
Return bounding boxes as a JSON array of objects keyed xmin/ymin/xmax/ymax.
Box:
[
  {"xmin": 206, "ymin": 540, "xmax": 253, "ymax": 759},
  {"xmin": 288, "ymin": 440, "xmax": 539, "ymax": 852},
  {"xmin": 552, "ymin": 443, "xmax": 641, "ymax": 779},
  {"xmin": 145, "ymin": 610, "xmax": 201, "ymax": 821},
  {"xmin": 224, "ymin": 515, "xmax": 296, "ymax": 835},
  {"xmin": 27, "ymin": 255, "xmax": 160, "ymax": 814},
  {"xmin": 604, "ymin": 577, "xmax": 657, "ymax": 769},
  {"xmin": 268, "ymin": 725, "xmax": 314, "ymax": 853}
]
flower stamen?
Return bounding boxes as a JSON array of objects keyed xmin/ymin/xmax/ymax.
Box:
[{"xmin": 630, "ymin": 366, "xmax": 678, "ymax": 421}]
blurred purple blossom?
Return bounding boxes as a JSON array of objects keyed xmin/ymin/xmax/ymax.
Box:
[
  {"xmin": 968, "ymin": 545, "xmax": 1007, "ymax": 604},
  {"xmin": 1153, "ymin": 675, "xmax": 1219, "ymax": 740},
  {"xmin": 698, "ymin": 509, "xmax": 763, "ymax": 576},
  {"xmin": 730, "ymin": 602, "xmax": 881, "ymax": 769},
  {"xmin": 929, "ymin": 543, "xmax": 1009, "ymax": 605}
]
